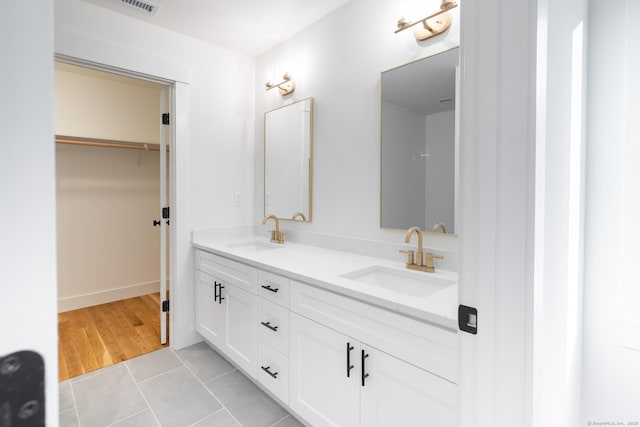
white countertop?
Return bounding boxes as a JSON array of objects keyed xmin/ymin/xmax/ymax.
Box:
[{"xmin": 192, "ymin": 232, "xmax": 458, "ymax": 331}]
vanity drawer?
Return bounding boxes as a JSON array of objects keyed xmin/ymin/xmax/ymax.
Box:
[
  {"xmin": 257, "ymin": 342, "xmax": 289, "ymax": 405},
  {"xmin": 257, "ymin": 270, "xmax": 290, "ymax": 308},
  {"xmin": 258, "ymin": 298, "xmax": 290, "ymax": 356},
  {"xmin": 290, "ymin": 281, "xmax": 458, "ymax": 383},
  {"xmin": 196, "ymin": 250, "xmax": 258, "ymax": 294}
]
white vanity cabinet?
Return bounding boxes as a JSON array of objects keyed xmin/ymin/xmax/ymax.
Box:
[
  {"xmin": 256, "ymin": 270, "xmax": 291, "ymax": 404},
  {"xmin": 194, "ymin": 247, "xmax": 458, "ymax": 427},
  {"xmin": 289, "ymin": 282, "xmax": 457, "ymax": 427},
  {"xmin": 195, "ymin": 250, "xmax": 258, "ymax": 378},
  {"xmin": 290, "ymin": 313, "xmax": 360, "ymax": 426},
  {"xmin": 195, "ymin": 270, "xmax": 225, "ymax": 347}
]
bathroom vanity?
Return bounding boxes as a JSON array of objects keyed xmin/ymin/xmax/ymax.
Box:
[{"xmin": 192, "ymin": 231, "xmax": 458, "ymax": 427}]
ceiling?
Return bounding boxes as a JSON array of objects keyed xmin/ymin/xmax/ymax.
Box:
[{"xmin": 81, "ymin": 0, "xmax": 353, "ymax": 57}]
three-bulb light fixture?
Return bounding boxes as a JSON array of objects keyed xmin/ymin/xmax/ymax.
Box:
[
  {"xmin": 395, "ymin": 0, "xmax": 458, "ymax": 41},
  {"xmin": 265, "ymin": 72, "xmax": 296, "ymax": 96}
]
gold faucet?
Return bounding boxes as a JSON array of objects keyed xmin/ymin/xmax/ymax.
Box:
[
  {"xmin": 291, "ymin": 212, "xmax": 307, "ymax": 221},
  {"xmin": 432, "ymin": 222, "xmax": 447, "ymax": 233},
  {"xmin": 400, "ymin": 226, "xmax": 443, "ymax": 272},
  {"xmin": 262, "ymin": 214, "xmax": 285, "ymax": 244}
]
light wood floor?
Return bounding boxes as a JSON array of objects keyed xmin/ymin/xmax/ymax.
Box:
[{"xmin": 58, "ymin": 293, "xmax": 169, "ymax": 381}]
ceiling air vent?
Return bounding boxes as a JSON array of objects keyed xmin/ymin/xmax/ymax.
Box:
[{"xmin": 113, "ymin": 0, "xmax": 160, "ymax": 15}]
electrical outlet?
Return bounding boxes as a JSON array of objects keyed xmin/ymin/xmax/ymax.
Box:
[{"xmin": 233, "ymin": 192, "xmax": 242, "ymax": 206}]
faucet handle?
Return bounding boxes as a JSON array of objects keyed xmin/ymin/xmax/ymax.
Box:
[
  {"xmin": 424, "ymin": 252, "xmax": 443, "ymax": 269},
  {"xmin": 399, "ymin": 249, "xmax": 415, "ymax": 265}
]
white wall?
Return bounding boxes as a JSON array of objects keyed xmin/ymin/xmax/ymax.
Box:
[
  {"xmin": 255, "ymin": 0, "xmax": 460, "ymax": 253},
  {"xmin": 381, "ymin": 101, "xmax": 426, "ymax": 229},
  {"xmin": 581, "ymin": 0, "xmax": 640, "ymax": 422},
  {"xmin": 56, "ymin": 63, "xmax": 161, "ymax": 143},
  {"xmin": 55, "ymin": 0, "xmax": 255, "ymax": 348},
  {"xmin": 425, "ymin": 110, "xmax": 455, "ymax": 232},
  {"xmin": 532, "ymin": 0, "xmax": 589, "ymax": 425},
  {"xmin": 0, "ymin": 1, "xmax": 58, "ymax": 425},
  {"xmin": 56, "ymin": 145, "xmax": 162, "ymax": 311},
  {"xmin": 55, "ymin": 64, "xmax": 165, "ymax": 311}
]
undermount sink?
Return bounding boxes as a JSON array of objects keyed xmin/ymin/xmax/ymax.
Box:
[
  {"xmin": 341, "ymin": 265, "xmax": 455, "ymax": 298},
  {"xmin": 225, "ymin": 240, "xmax": 283, "ymax": 252}
]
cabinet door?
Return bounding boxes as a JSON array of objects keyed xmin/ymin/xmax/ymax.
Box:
[
  {"xmin": 360, "ymin": 346, "xmax": 457, "ymax": 427},
  {"xmin": 224, "ymin": 283, "xmax": 258, "ymax": 379},
  {"xmin": 290, "ymin": 313, "xmax": 359, "ymax": 427},
  {"xmin": 195, "ymin": 270, "xmax": 225, "ymax": 347}
]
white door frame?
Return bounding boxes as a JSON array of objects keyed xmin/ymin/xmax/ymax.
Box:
[
  {"xmin": 54, "ymin": 32, "xmax": 193, "ymax": 348},
  {"xmin": 458, "ymin": 0, "xmax": 537, "ymax": 426}
]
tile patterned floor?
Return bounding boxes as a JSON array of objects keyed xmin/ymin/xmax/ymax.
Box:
[{"xmin": 59, "ymin": 343, "xmax": 304, "ymax": 427}]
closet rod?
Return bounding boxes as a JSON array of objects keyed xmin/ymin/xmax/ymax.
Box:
[{"xmin": 55, "ymin": 136, "xmax": 167, "ymax": 152}]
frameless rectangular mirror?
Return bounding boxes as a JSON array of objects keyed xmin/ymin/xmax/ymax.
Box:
[
  {"xmin": 264, "ymin": 97, "xmax": 313, "ymax": 221},
  {"xmin": 380, "ymin": 47, "xmax": 459, "ymax": 234}
]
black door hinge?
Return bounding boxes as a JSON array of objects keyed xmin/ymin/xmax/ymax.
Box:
[
  {"xmin": 162, "ymin": 113, "xmax": 170, "ymax": 125},
  {"xmin": 162, "ymin": 300, "xmax": 170, "ymax": 312},
  {"xmin": 458, "ymin": 305, "xmax": 478, "ymax": 335},
  {"xmin": 162, "ymin": 207, "xmax": 170, "ymax": 219}
]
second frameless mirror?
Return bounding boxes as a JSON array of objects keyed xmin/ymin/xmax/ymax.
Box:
[
  {"xmin": 381, "ymin": 47, "xmax": 459, "ymax": 234},
  {"xmin": 264, "ymin": 97, "xmax": 313, "ymax": 222}
]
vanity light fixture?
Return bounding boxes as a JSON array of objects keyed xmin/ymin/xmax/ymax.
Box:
[
  {"xmin": 265, "ymin": 72, "xmax": 296, "ymax": 96},
  {"xmin": 395, "ymin": 0, "xmax": 457, "ymax": 41}
]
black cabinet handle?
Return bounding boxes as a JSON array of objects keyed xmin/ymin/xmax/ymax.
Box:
[
  {"xmin": 218, "ymin": 284, "xmax": 225, "ymax": 303},
  {"xmin": 346, "ymin": 343, "xmax": 355, "ymax": 377},
  {"xmin": 261, "ymin": 365, "xmax": 278, "ymax": 379},
  {"xmin": 261, "ymin": 284, "xmax": 279, "ymax": 293},
  {"xmin": 214, "ymin": 282, "xmax": 225, "ymax": 304},
  {"xmin": 260, "ymin": 321, "xmax": 279, "ymax": 332},
  {"xmin": 361, "ymin": 350, "xmax": 369, "ymax": 387}
]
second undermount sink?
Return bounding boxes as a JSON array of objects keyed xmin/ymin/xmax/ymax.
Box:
[
  {"xmin": 341, "ymin": 265, "xmax": 455, "ymax": 298},
  {"xmin": 225, "ymin": 240, "xmax": 283, "ymax": 252}
]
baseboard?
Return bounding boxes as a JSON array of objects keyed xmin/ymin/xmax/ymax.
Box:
[{"xmin": 58, "ymin": 281, "xmax": 161, "ymax": 313}]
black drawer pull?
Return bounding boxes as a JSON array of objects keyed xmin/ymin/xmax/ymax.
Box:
[
  {"xmin": 346, "ymin": 343, "xmax": 355, "ymax": 377},
  {"xmin": 260, "ymin": 321, "xmax": 279, "ymax": 332},
  {"xmin": 261, "ymin": 284, "xmax": 279, "ymax": 293},
  {"xmin": 361, "ymin": 350, "xmax": 369, "ymax": 387},
  {"xmin": 214, "ymin": 282, "xmax": 225, "ymax": 304},
  {"xmin": 261, "ymin": 365, "xmax": 278, "ymax": 379}
]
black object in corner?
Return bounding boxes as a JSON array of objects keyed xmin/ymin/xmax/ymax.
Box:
[
  {"xmin": 458, "ymin": 305, "xmax": 478, "ymax": 335},
  {"xmin": 0, "ymin": 350, "xmax": 45, "ymax": 426}
]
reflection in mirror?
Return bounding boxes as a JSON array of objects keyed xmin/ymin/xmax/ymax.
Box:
[
  {"xmin": 264, "ymin": 97, "xmax": 313, "ymax": 221},
  {"xmin": 381, "ymin": 47, "xmax": 459, "ymax": 233}
]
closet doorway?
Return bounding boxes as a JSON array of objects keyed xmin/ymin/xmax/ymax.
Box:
[{"xmin": 55, "ymin": 62, "xmax": 172, "ymax": 380}]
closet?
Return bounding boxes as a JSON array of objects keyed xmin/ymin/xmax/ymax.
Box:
[{"xmin": 55, "ymin": 62, "xmax": 170, "ymax": 378}]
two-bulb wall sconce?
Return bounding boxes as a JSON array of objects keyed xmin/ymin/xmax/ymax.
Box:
[
  {"xmin": 265, "ymin": 72, "xmax": 296, "ymax": 96},
  {"xmin": 395, "ymin": 0, "xmax": 458, "ymax": 41}
]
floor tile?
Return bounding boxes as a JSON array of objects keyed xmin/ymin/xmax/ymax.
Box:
[
  {"xmin": 190, "ymin": 409, "xmax": 242, "ymax": 427},
  {"xmin": 271, "ymin": 415, "xmax": 305, "ymax": 427},
  {"xmin": 138, "ymin": 365, "xmax": 222, "ymax": 427},
  {"xmin": 59, "ymin": 380, "xmax": 74, "ymax": 412},
  {"xmin": 70, "ymin": 362, "xmax": 121, "ymax": 384},
  {"xmin": 59, "ymin": 409, "xmax": 79, "ymax": 427},
  {"xmin": 126, "ymin": 348, "xmax": 183, "ymax": 382},
  {"xmin": 175, "ymin": 342, "xmax": 235, "ymax": 382},
  {"xmin": 72, "ymin": 363, "xmax": 147, "ymax": 427},
  {"xmin": 109, "ymin": 409, "xmax": 159, "ymax": 427},
  {"xmin": 205, "ymin": 370, "xmax": 288, "ymax": 427}
]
